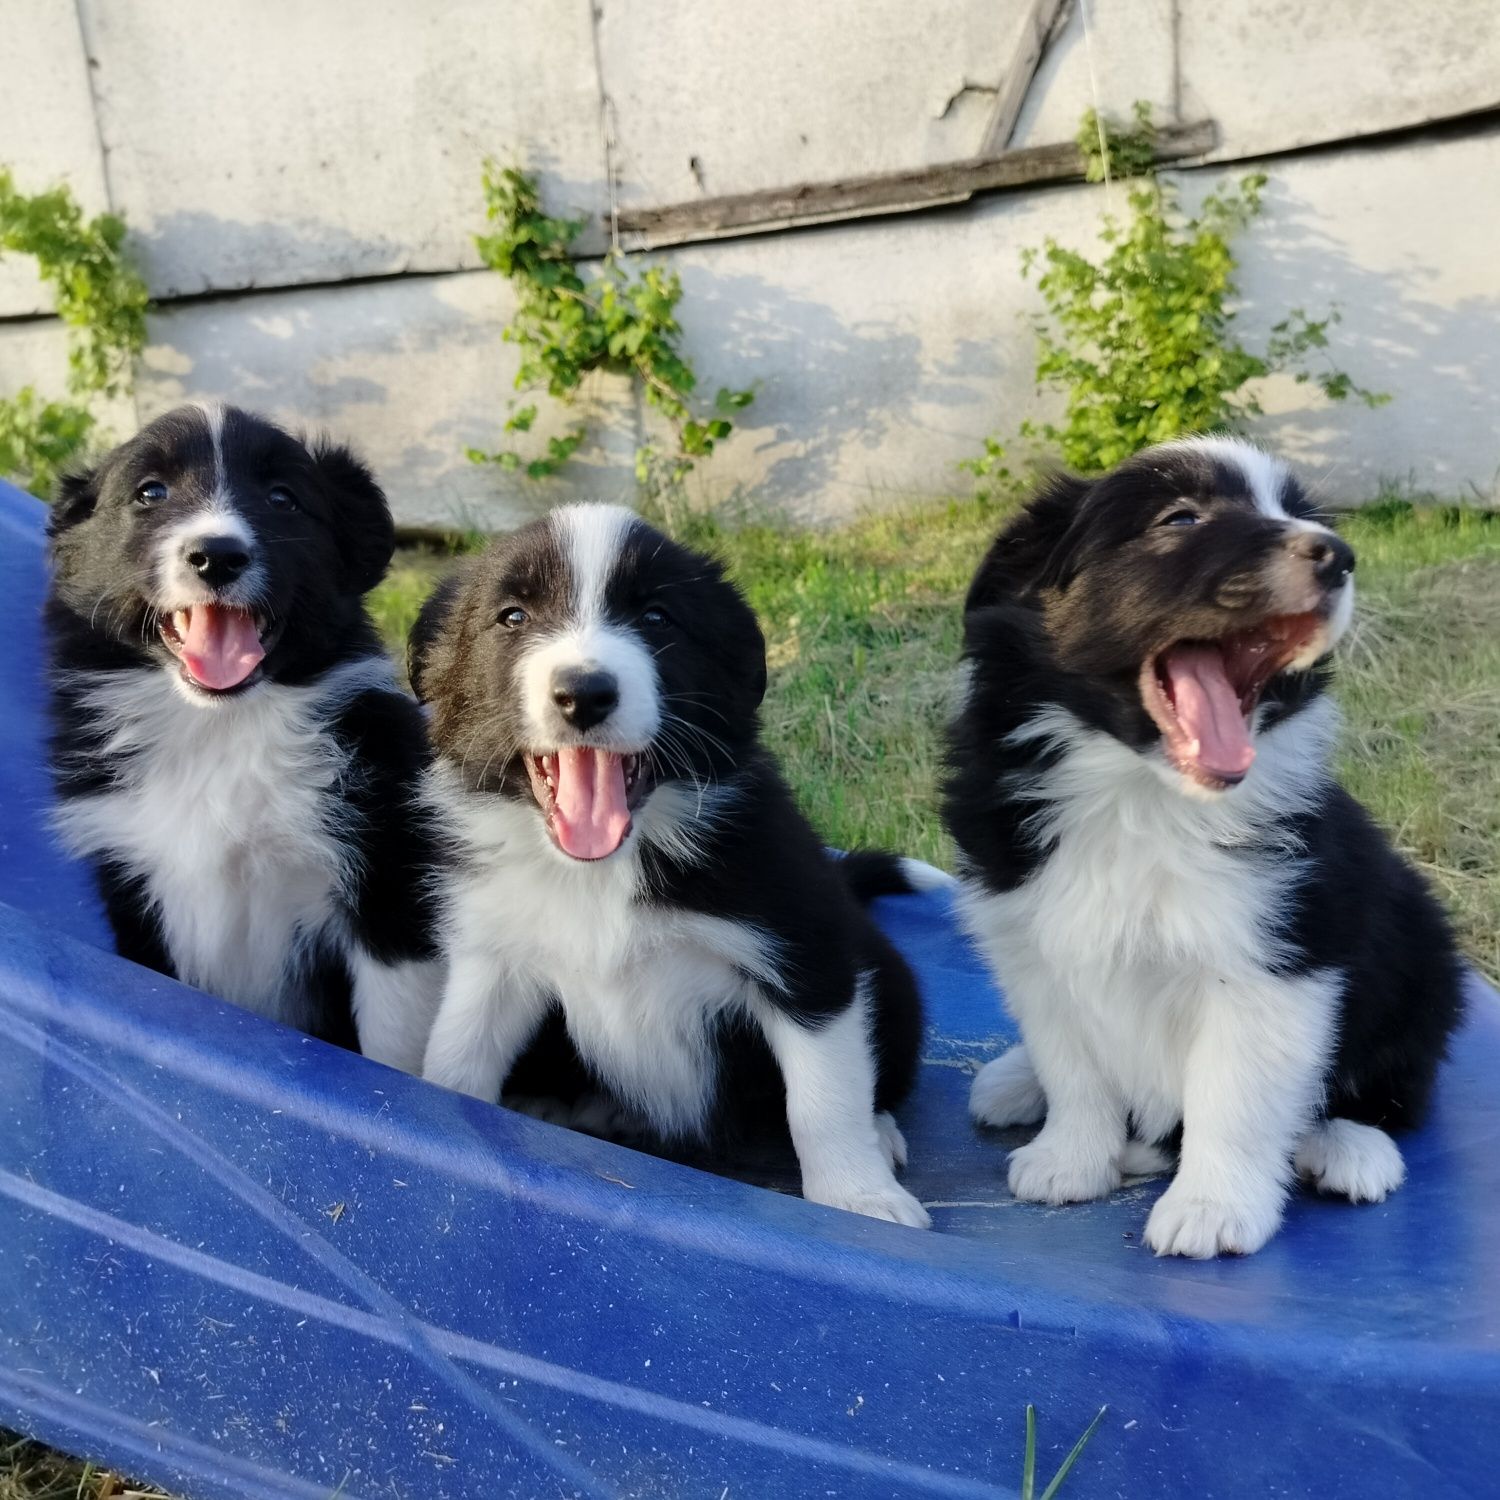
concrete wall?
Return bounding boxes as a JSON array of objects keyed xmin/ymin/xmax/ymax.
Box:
[{"xmin": 3, "ymin": 0, "xmax": 1498, "ymax": 524}]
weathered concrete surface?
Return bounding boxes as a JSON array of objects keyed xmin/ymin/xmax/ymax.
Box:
[
  {"xmin": 77, "ymin": 0, "xmax": 609, "ymax": 298},
  {"xmin": 134, "ymin": 271, "xmax": 638, "ymax": 529},
  {"xmin": 652, "ymin": 124, "xmax": 1500, "ymax": 517},
  {"xmin": 1181, "ymin": 0, "xmax": 1500, "ymax": 160},
  {"xmin": 600, "ymin": 0, "xmax": 1046, "ymax": 210},
  {"xmin": 1008, "ymin": 0, "xmax": 1178, "ymax": 149},
  {"xmin": 1204, "ymin": 126, "xmax": 1500, "ymax": 501},
  {"xmin": 115, "ymin": 121, "xmax": 1500, "ymax": 528},
  {"xmin": 0, "ymin": 1, "xmax": 111, "ymax": 318}
]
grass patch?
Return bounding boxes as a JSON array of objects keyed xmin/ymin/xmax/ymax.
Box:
[
  {"xmin": 0, "ymin": 1430, "xmax": 166, "ymax": 1499},
  {"xmin": 373, "ymin": 495, "xmax": 1500, "ymax": 981}
]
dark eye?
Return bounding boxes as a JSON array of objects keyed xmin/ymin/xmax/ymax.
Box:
[
  {"xmin": 1159, "ymin": 508, "xmax": 1201, "ymax": 528},
  {"xmin": 134, "ymin": 480, "xmax": 167, "ymax": 506},
  {"xmin": 267, "ymin": 485, "xmax": 298, "ymax": 511},
  {"xmin": 641, "ymin": 605, "xmax": 671, "ymax": 628},
  {"xmin": 499, "ymin": 606, "xmax": 528, "ymax": 629}
]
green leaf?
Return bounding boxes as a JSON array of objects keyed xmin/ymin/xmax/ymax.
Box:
[
  {"xmin": 1038, "ymin": 1407, "xmax": 1108, "ymax": 1500},
  {"xmin": 471, "ymin": 163, "xmax": 739, "ymax": 491},
  {"xmin": 1021, "ymin": 1404, "xmax": 1037, "ymax": 1500}
]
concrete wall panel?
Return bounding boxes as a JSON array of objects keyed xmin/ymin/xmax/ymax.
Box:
[
  {"xmin": 656, "ymin": 126, "xmax": 1500, "ymax": 516},
  {"xmin": 134, "ymin": 272, "xmax": 638, "ymax": 530},
  {"xmin": 0, "ymin": 1, "xmax": 111, "ymax": 317},
  {"xmin": 600, "ymin": 0, "xmax": 1048, "ymax": 210},
  {"xmin": 1193, "ymin": 126, "xmax": 1500, "ymax": 502},
  {"xmin": 78, "ymin": 0, "xmax": 609, "ymax": 299},
  {"xmin": 1181, "ymin": 0, "xmax": 1500, "ymax": 160}
]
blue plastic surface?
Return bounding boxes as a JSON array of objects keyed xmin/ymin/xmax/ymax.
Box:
[{"xmin": 2, "ymin": 478, "xmax": 1498, "ymax": 1499}]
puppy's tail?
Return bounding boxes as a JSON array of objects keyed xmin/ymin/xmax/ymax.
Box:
[{"xmin": 836, "ymin": 850, "xmax": 956, "ymax": 903}]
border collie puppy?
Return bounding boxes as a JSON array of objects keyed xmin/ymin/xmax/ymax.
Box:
[
  {"xmin": 47, "ymin": 404, "xmax": 442, "ymax": 1069},
  {"xmin": 411, "ymin": 504, "xmax": 932, "ymax": 1227},
  {"xmin": 944, "ymin": 437, "xmax": 1464, "ymax": 1257}
]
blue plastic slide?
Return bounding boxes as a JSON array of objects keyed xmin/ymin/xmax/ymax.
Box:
[{"xmin": 2, "ymin": 478, "xmax": 1497, "ymax": 1499}]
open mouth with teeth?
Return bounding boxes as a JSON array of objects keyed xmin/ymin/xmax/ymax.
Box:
[
  {"xmin": 526, "ymin": 748, "xmax": 652, "ymax": 861},
  {"xmin": 1138, "ymin": 611, "xmax": 1325, "ymax": 790},
  {"xmin": 158, "ymin": 603, "xmax": 276, "ymax": 694}
]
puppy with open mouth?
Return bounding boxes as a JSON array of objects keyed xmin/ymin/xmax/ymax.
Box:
[
  {"xmin": 411, "ymin": 504, "xmax": 933, "ymax": 1227},
  {"xmin": 944, "ymin": 437, "xmax": 1465, "ymax": 1257},
  {"xmin": 46, "ymin": 404, "xmax": 443, "ymax": 1068}
]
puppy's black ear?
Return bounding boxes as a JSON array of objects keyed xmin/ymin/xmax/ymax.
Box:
[
  {"xmin": 744, "ymin": 621, "xmax": 768, "ymax": 711},
  {"xmin": 965, "ymin": 473, "xmax": 1092, "ymax": 611},
  {"xmin": 312, "ymin": 440, "xmax": 395, "ymax": 595},
  {"xmin": 49, "ymin": 468, "xmax": 100, "ymax": 535},
  {"xmin": 407, "ymin": 566, "xmax": 469, "ymax": 705},
  {"xmin": 721, "ymin": 581, "xmax": 768, "ymax": 717}
]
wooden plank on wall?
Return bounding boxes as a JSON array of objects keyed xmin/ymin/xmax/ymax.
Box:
[
  {"xmin": 617, "ymin": 119, "xmax": 1217, "ymax": 250},
  {"xmin": 977, "ymin": 0, "xmax": 1067, "ymax": 155}
]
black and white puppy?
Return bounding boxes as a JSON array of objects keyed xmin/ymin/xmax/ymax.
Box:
[
  {"xmin": 945, "ymin": 436, "xmax": 1464, "ymax": 1257},
  {"xmin": 411, "ymin": 503, "xmax": 932, "ymax": 1227},
  {"xmin": 47, "ymin": 403, "xmax": 442, "ymax": 1068}
]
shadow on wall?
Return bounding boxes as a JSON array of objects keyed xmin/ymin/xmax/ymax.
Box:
[
  {"xmin": 134, "ymin": 215, "xmax": 639, "ymax": 530},
  {"xmin": 123, "ymin": 136, "xmax": 1500, "ymax": 527},
  {"xmin": 1210, "ymin": 156, "xmax": 1500, "ymax": 504},
  {"xmin": 661, "ymin": 216, "xmax": 1046, "ymax": 524}
]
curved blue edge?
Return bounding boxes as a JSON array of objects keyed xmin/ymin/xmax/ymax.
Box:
[{"xmin": 2, "ymin": 479, "xmax": 1497, "ymax": 1499}]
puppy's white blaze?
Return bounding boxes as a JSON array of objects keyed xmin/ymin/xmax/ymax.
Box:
[
  {"xmin": 520, "ymin": 622, "xmax": 661, "ymax": 749},
  {"xmin": 1164, "ymin": 434, "xmax": 1293, "ymax": 518},
  {"xmin": 553, "ymin": 502, "xmax": 638, "ymax": 622},
  {"xmin": 192, "ymin": 400, "xmax": 236, "ymax": 515}
]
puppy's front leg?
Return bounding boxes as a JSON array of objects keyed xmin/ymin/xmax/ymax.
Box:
[
  {"xmin": 423, "ymin": 950, "xmax": 548, "ymax": 1104},
  {"xmin": 1005, "ymin": 996, "xmax": 1126, "ymax": 1205},
  {"xmin": 1146, "ymin": 970, "xmax": 1338, "ymax": 1258},
  {"xmin": 758, "ymin": 990, "xmax": 931, "ymax": 1229},
  {"xmin": 350, "ymin": 952, "xmax": 444, "ymax": 1075}
]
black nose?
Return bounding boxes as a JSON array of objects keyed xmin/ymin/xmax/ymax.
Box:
[
  {"xmin": 1287, "ymin": 529, "xmax": 1355, "ymax": 587},
  {"xmin": 551, "ymin": 668, "xmax": 619, "ymax": 732},
  {"xmin": 185, "ymin": 535, "xmax": 252, "ymax": 588}
]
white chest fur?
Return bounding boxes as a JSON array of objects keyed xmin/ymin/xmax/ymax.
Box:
[
  {"xmin": 956, "ymin": 701, "xmax": 1340, "ymax": 1137},
  {"xmin": 436, "ymin": 774, "xmax": 775, "ymax": 1138},
  {"xmin": 54, "ymin": 663, "xmax": 387, "ymax": 1025}
]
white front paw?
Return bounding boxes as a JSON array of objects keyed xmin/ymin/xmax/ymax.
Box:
[
  {"xmin": 806, "ymin": 1177, "xmax": 932, "ymax": 1229},
  {"xmin": 1145, "ymin": 1180, "xmax": 1283, "ymax": 1258},
  {"xmin": 970, "ymin": 1045, "xmax": 1047, "ymax": 1128},
  {"xmin": 1295, "ymin": 1118, "xmax": 1405, "ymax": 1203},
  {"xmin": 1007, "ymin": 1136, "xmax": 1121, "ymax": 1204}
]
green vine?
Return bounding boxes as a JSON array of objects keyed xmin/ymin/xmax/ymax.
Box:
[
  {"xmin": 469, "ymin": 164, "xmax": 753, "ymax": 490},
  {"xmin": 964, "ymin": 105, "xmax": 1387, "ymax": 490},
  {"xmin": 0, "ymin": 168, "xmax": 150, "ymax": 497}
]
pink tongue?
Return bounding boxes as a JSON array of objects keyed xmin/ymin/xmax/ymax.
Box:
[
  {"xmin": 552, "ymin": 747, "xmax": 632, "ymax": 860},
  {"xmin": 1161, "ymin": 644, "xmax": 1256, "ymax": 780},
  {"xmin": 180, "ymin": 604, "xmax": 265, "ymax": 691}
]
